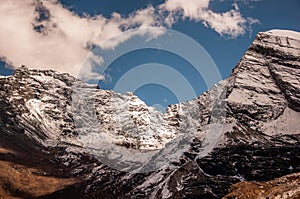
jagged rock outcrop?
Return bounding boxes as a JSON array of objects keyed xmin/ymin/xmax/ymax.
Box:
[{"xmin": 0, "ymin": 29, "xmax": 300, "ymax": 199}]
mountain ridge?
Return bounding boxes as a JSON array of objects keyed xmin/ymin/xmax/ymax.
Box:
[{"xmin": 0, "ymin": 29, "xmax": 300, "ymax": 198}]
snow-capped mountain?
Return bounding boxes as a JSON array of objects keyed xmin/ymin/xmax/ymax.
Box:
[{"xmin": 0, "ymin": 29, "xmax": 299, "ymax": 199}]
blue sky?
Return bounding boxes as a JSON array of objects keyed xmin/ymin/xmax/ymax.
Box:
[
  {"xmin": 58, "ymin": 0, "xmax": 299, "ymax": 78},
  {"xmin": 0, "ymin": 0, "xmax": 299, "ymax": 110}
]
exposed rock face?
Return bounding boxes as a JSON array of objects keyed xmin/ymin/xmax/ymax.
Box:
[
  {"xmin": 0, "ymin": 29, "xmax": 300, "ymax": 199},
  {"xmin": 228, "ymin": 30, "xmax": 300, "ymax": 126}
]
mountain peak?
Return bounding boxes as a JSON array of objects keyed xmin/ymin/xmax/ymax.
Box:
[
  {"xmin": 226, "ymin": 29, "xmax": 300, "ymax": 137},
  {"xmin": 265, "ymin": 29, "xmax": 300, "ymax": 40}
]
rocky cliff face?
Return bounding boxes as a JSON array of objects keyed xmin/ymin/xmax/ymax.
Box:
[
  {"xmin": 227, "ymin": 30, "xmax": 300, "ymax": 132},
  {"xmin": 0, "ymin": 29, "xmax": 300, "ymax": 199}
]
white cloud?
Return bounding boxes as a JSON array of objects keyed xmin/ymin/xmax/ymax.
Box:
[
  {"xmin": 159, "ymin": 0, "xmax": 259, "ymax": 37},
  {"xmin": 0, "ymin": 0, "xmax": 258, "ymax": 79},
  {"xmin": 201, "ymin": 10, "xmax": 247, "ymax": 37},
  {"xmin": 0, "ymin": 0, "xmax": 103, "ymax": 78},
  {"xmin": 0, "ymin": 0, "xmax": 163, "ymax": 79},
  {"xmin": 159, "ymin": 0, "xmax": 210, "ymax": 20}
]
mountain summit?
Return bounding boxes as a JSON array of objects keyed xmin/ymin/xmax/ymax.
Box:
[{"xmin": 0, "ymin": 29, "xmax": 300, "ymax": 198}]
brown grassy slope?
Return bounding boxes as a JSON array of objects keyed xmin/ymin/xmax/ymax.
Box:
[
  {"xmin": 0, "ymin": 147, "xmax": 76, "ymax": 199},
  {"xmin": 223, "ymin": 172, "xmax": 300, "ymax": 199}
]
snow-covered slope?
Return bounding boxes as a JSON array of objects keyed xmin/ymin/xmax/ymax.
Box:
[
  {"xmin": 73, "ymin": 88, "xmax": 176, "ymax": 150},
  {"xmin": 0, "ymin": 29, "xmax": 300, "ymax": 199},
  {"xmin": 0, "ymin": 66, "xmax": 177, "ymax": 151},
  {"xmin": 2, "ymin": 29, "xmax": 299, "ymax": 151},
  {"xmin": 267, "ymin": 29, "xmax": 300, "ymax": 40}
]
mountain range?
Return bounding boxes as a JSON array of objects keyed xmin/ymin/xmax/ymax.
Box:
[{"xmin": 0, "ymin": 29, "xmax": 299, "ymax": 199}]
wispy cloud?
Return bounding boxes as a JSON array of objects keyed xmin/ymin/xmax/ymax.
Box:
[
  {"xmin": 0, "ymin": 0, "xmax": 258, "ymax": 79},
  {"xmin": 159, "ymin": 0, "xmax": 259, "ymax": 37}
]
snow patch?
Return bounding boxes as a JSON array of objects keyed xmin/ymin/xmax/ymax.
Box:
[
  {"xmin": 267, "ymin": 29, "xmax": 300, "ymax": 40},
  {"xmin": 263, "ymin": 107, "xmax": 300, "ymax": 135}
]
